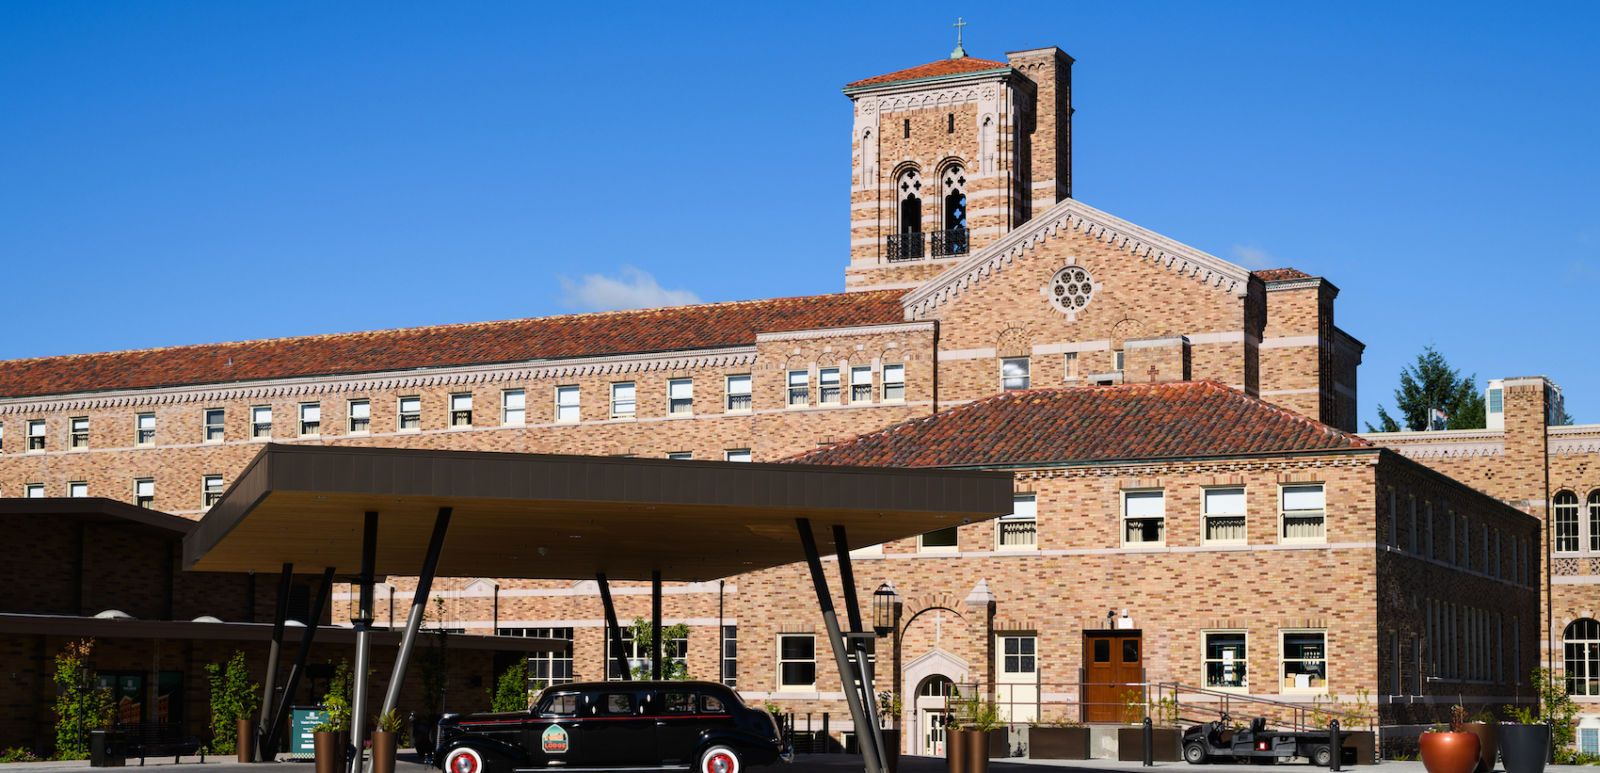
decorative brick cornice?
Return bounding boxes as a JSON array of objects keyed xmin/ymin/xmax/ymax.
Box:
[
  {"xmin": 901, "ymin": 198, "xmax": 1253, "ymax": 320},
  {"xmin": 754, "ymin": 321, "xmax": 935, "ymax": 343},
  {"xmin": 1551, "ymin": 426, "xmax": 1600, "ymax": 456},
  {"xmin": 0, "ymin": 345, "xmax": 759, "ymax": 416}
]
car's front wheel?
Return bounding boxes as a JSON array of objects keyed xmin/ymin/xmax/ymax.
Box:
[
  {"xmin": 699, "ymin": 745, "xmax": 741, "ymax": 773},
  {"xmin": 444, "ymin": 747, "xmax": 486, "ymax": 773}
]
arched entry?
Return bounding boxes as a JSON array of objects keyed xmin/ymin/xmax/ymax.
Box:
[
  {"xmin": 901, "ymin": 648, "xmax": 968, "ymax": 757},
  {"xmin": 915, "ymin": 675, "xmax": 957, "ymax": 756}
]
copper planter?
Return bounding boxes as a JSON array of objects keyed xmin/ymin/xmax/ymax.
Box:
[
  {"xmin": 1421, "ymin": 732, "xmax": 1482, "ymax": 773},
  {"xmin": 314, "ymin": 731, "xmax": 345, "ymax": 773},
  {"xmin": 371, "ymin": 731, "xmax": 397, "ymax": 773},
  {"xmin": 237, "ymin": 719, "xmax": 255, "ymax": 763}
]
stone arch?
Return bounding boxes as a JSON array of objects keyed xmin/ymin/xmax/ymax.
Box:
[
  {"xmin": 859, "ymin": 128, "xmax": 878, "ymax": 189},
  {"xmin": 996, "ymin": 327, "xmax": 1032, "ymax": 359},
  {"xmin": 1111, "ymin": 317, "xmax": 1147, "ymax": 349},
  {"xmin": 902, "ymin": 648, "xmax": 970, "ymax": 756}
]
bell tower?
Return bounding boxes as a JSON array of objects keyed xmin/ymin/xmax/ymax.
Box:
[{"xmin": 843, "ymin": 41, "xmax": 1073, "ymax": 292}]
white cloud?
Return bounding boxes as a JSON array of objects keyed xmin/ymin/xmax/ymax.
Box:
[
  {"xmin": 1229, "ymin": 244, "xmax": 1277, "ymax": 269},
  {"xmin": 557, "ymin": 266, "xmax": 701, "ymax": 312}
]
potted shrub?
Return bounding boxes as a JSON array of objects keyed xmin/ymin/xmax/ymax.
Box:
[
  {"xmin": 948, "ymin": 689, "xmax": 1003, "ymax": 773},
  {"xmin": 1461, "ymin": 707, "xmax": 1499, "ymax": 773},
  {"xmin": 875, "ymin": 692, "xmax": 902, "ymax": 773},
  {"xmin": 1499, "ymin": 704, "xmax": 1551, "ymax": 773},
  {"xmin": 312, "ymin": 719, "xmax": 345, "ymax": 773},
  {"xmin": 1420, "ymin": 706, "xmax": 1481, "ymax": 773},
  {"xmin": 1028, "ymin": 715, "xmax": 1089, "ymax": 760},
  {"xmin": 317, "ymin": 661, "xmax": 353, "ymax": 773},
  {"xmin": 371, "ymin": 709, "xmax": 402, "ymax": 773}
]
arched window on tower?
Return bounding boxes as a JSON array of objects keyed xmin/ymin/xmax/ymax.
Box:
[
  {"xmin": 1555, "ymin": 490, "xmax": 1581, "ymax": 553},
  {"xmin": 1590, "ymin": 490, "xmax": 1600, "ymax": 552},
  {"xmin": 936, "ymin": 164, "xmax": 968, "ymax": 257},
  {"xmin": 1566, "ymin": 618, "xmax": 1600, "ymax": 696},
  {"xmin": 889, "ymin": 168, "xmax": 924, "ymax": 261}
]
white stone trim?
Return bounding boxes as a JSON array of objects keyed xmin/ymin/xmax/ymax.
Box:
[
  {"xmin": 1261, "ymin": 335, "xmax": 1321, "ymax": 349},
  {"xmin": 755, "ymin": 321, "xmax": 935, "ymax": 343},
  {"xmin": 939, "ymin": 347, "xmax": 997, "ymax": 361},
  {"xmin": 1184, "ymin": 331, "xmax": 1246, "ymax": 345},
  {"xmin": 1032, "ymin": 340, "xmax": 1111, "ymax": 355},
  {"xmin": 1124, "ymin": 335, "xmax": 1186, "ymax": 350},
  {"xmin": 845, "ymin": 282, "xmax": 929, "ymax": 292},
  {"xmin": 1262, "ymin": 388, "xmax": 1320, "ymax": 396},
  {"xmin": 902, "ymin": 197, "xmax": 1252, "ymax": 320},
  {"xmin": 1263, "ymin": 278, "xmax": 1325, "ymax": 292}
]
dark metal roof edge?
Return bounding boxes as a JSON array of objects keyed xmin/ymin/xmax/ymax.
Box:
[
  {"xmin": 0, "ymin": 497, "xmax": 196, "ymax": 534},
  {"xmin": 0, "ymin": 613, "xmax": 563, "ymax": 651}
]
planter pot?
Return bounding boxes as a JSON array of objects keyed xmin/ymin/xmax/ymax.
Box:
[
  {"xmin": 1463, "ymin": 723, "xmax": 1499, "ymax": 773},
  {"xmin": 963, "ymin": 729, "xmax": 990, "ymax": 773},
  {"xmin": 1029, "ymin": 726, "xmax": 1090, "ymax": 759},
  {"xmin": 946, "ymin": 726, "xmax": 967, "ymax": 773},
  {"xmin": 237, "ymin": 719, "xmax": 256, "ymax": 763},
  {"xmin": 1341, "ymin": 730, "xmax": 1376, "ymax": 766},
  {"xmin": 371, "ymin": 730, "xmax": 398, "ymax": 773},
  {"xmin": 985, "ymin": 728, "xmax": 1007, "ymax": 759},
  {"xmin": 1117, "ymin": 727, "xmax": 1182, "ymax": 762},
  {"xmin": 1499, "ymin": 724, "xmax": 1552, "ymax": 773},
  {"xmin": 880, "ymin": 729, "xmax": 900, "ymax": 773},
  {"xmin": 314, "ymin": 731, "xmax": 345, "ymax": 773},
  {"xmin": 1420, "ymin": 731, "xmax": 1482, "ymax": 773}
]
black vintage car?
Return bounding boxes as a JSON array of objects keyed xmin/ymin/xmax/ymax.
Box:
[{"xmin": 436, "ymin": 681, "xmax": 790, "ymax": 773}]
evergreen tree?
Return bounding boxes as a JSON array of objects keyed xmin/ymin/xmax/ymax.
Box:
[{"xmin": 1368, "ymin": 346, "xmax": 1485, "ymax": 432}]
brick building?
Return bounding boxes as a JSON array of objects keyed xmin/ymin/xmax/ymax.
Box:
[{"xmin": 0, "ymin": 42, "xmax": 1587, "ymax": 754}]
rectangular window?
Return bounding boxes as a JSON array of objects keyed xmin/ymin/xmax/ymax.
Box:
[
  {"xmin": 1204, "ymin": 631, "xmax": 1248, "ymax": 689},
  {"xmin": 1488, "ymin": 388, "xmax": 1503, "ymax": 414},
  {"xmin": 1203, "ymin": 487, "xmax": 1247, "ymax": 543},
  {"xmin": 203, "ymin": 409, "xmax": 225, "ymax": 442},
  {"xmin": 1408, "ymin": 497, "xmax": 1418, "ymax": 553},
  {"xmin": 27, "ymin": 419, "xmax": 46, "ymax": 451},
  {"xmin": 68, "ymin": 481, "xmax": 88, "ymax": 498},
  {"xmin": 605, "ymin": 626, "xmax": 687, "ymax": 680},
  {"xmin": 1387, "ymin": 490, "xmax": 1397, "ymax": 547},
  {"xmin": 25, "ymin": 483, "xmax": 44, "ymax": 498},
  {"xmin": 1281, "ymin": 630, "xmax": 1327, "ymax": 692},
  {"xmin": 882, "ymin": 364, "xmax": 905, "ymax": 402},
  {"xmin": 501, "ymin": 389, "xmax": 525, "ymax": 425},
  {"xmin": 667, "ymin": 452, "xmax": 692, "ymax": 460},
  {"xmin": 450, "ymin": 393, "xmax": 473, "ymax": 427},
  {"xmin": 787, "ymin": 370, "xmax": 809, "ymax": 407},
  {"xmin": 136, "ymin": 413, "xmax": 156, "ymax": 446},
  {"xmin": 610, "ymin": 382, "xmax": 636, "ymax": 418},
  {"xmin": 1065, "ymin": 352, "xmax": 1080, "ymax": 379},
  {"xmin": 850, "ymin": 366, "xmax": 873, "ymax": 402},
  {"xmin": 725, "ymin": 449, "xmax": 752, "ymax": 463},
  {"xmin": 997, "ymin": 494, "xmax": 1037, "ymax": 549},
  {"xmin": 1001, "ymin": 357, "xmax": 1030, "ymax": 390},
  {"xmin": 251, "ymin": 406, "xmax": 273, "ymax": 439},
  {"xmin": 920, "ymin": 525, "xmax": 958, "ymax": 552},
  {"xmin": 1123, "ymin": 490, "xmax": 1165, "ymax": 546},
  {"xmin": 1000, "ymin": 635, "xmax": 1037, "ymax": 675},
  {"xmin": 722, "ymin": 625, "xmax": 738, "ymax": 687},
  {"xmin": 667, "ymin": 379, "xmax": 693, "ymax": 415},
  {"xmin": 347, "ymin": 399, "xmax": 371, "ymax": 433},
  {"xmin": 1114, "ymin": 350, "xmax": 1126, "ymax": 371},
  {"xmin": 819, "ymin": 368, "xmax": 841, "ymax": 404},
  {"xmin": 555, "ymin": 386, "xmax": 580, "ymax": 423},
  {"xmin": 135, "ymin": 479, "xmax": 155, "ymax": 508},
  {"xmin": 777, "ymin": 633, "xmax": 816, "ymax": 690},
  {"xmin": 69, "ymin": 417, "xmax": 89, "ymax": 449},
  {"xmin": 725, "ymin": 375, "xmax": 752, "ymax": 412},
  {"xmin": 299, "ymin": 403, "xmax": 321, "ymax": 437},
  {"xmin": 1280, "ymin": 484, "xmax": 1326, "ymax": 542},
  {"xmin": 398, "ymin": 396, "xmax": 422, "ymax": 430},
  {"xmin": 203, "ymin": 475, "xmax": 224, "ymax": 507},
  {"xmin": 496, "ymin": 627, "xmax": 573, "ymax": 686}
]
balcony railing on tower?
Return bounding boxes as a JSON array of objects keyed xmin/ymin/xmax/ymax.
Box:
[{"xmin": 886, "ymin": 228, "xmax": 968, "ymax": 262}]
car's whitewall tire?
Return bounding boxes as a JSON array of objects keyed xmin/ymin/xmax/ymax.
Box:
[
  {"xmin": 445, "ymin": 747, "xmax": 485, "ymax": 773},
  {"xmin": 699, "ymin": 745, "xmax": 741, "ymax": 773}
]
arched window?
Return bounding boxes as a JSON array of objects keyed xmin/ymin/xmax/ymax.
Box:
[
  {"xmin": 918, "ymin": 675, "xmax": 956, "ymax": 697},
  {"xmin": 890, "ymin": 168, "xmax": 924, "ymax": 260},
  {"xmin": 1566, "ymin": 619, "xmax": 1600, "ymax": 695},
  {"xmin": 937, "ymin": 164, "xmax": 968, "ymax": 257},
  {"xmin": 1591, "ymin": 490, "xmax": 1600, "ymax": 552},
  {"xmin": 1555, "ymin": 491, "xmax": 1580, "ymax": 553}
]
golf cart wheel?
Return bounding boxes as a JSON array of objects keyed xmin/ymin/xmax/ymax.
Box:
[
  {"xmin": 1184, "ymin": 743, "xmax": 1209, "ymax": 764},
  {"xmin": 1311, "ymin": 745, "xmax": 1333, "ymax": 767}
]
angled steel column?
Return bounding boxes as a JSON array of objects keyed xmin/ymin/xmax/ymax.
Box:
[
  {"xmin": 833, "ymin": 525, "xmax": 888, "ymax": 771},
  {"xmin": 262, "ymin": 566, "xmax": 335, "ymax": 760},
  {"xmin": 796, "ymin": 518, "xmax": 880, "ymax": 773},
  {"xmin": 651, "ymin": 571, "xmax": 663, "ymax": 680},
  {"xmin": 254, "ymin": 563, "xmax": 294, "ymax": 761},
  {"xmin": 379, "ymin": 507, "xmax": 452, "ymax": 719},
  {"xmin": 596, "ymin": 574, "xmax": 631, "ymax": 680},
  {"xmin": 349, "ymin": 512, "xmax": 378, "ymax": 773}
]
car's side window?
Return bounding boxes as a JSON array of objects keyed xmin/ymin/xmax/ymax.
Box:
[
  {"xmin": 603, "ymin": 693, "xmax": 635, "ymax": 715},
  {"xmin": 701, "ymin": 694, "xmax": 727, "ymax": 714},
  {"xmin": 663, "ymin": 692, "xmax": 695, "ymax": 714},
  {"xmin": 538, "ymin": 693, "xmax": 579, "ymax": 717}
]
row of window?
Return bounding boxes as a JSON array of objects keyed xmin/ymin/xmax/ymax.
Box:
[
  {"xmin": 17, "ymin": 476, "xmax": 227, "ymax": 507},
  {"xmin": 0, "ymin": 367, "xmax": 909, "ymax": 452},
  {"xmin": 1000, "ymin": 353, "xmax": 1126, "ymax": 391},
  {"xmin": 1553, "ymin": 490, "xmax": 1600, "ymax": 554},
  {"xmin": 498, "ymin": 625, "xmax": 739, "ymax": 689},
  {"xmin": 1383, "ymin": 490, "xmax": 1530, "ymax": 584}
]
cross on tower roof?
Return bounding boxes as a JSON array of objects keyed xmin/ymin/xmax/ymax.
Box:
[{"xmin": 950, "ymin": 17, "xmax": 968, "ymax": 59}]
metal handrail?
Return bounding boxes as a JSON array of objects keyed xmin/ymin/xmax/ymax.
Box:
[{"xmin": 885, "ymin": 229, "xmax": 968, "ymax": 262}]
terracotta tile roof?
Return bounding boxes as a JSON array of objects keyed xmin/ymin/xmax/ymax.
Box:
[
  {"xmin": 0, "ymin": 290, "xmax": 906, "ymax": 399},
  {"xmin": 784, "ymin": 381, "xmax": 1371, "ymax": 468},
  {"xmin": 846, "ymin": 56, "xmax": 1010, "ymax": 88},
  {"xmin": 1255, "ymin": 267, "xmax": 1313, "ymax": 282}
]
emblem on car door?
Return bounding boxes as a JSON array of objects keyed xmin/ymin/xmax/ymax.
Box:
[{"xmin": 541, "ymin": 725, "xmax": 569, "ymax": 753}]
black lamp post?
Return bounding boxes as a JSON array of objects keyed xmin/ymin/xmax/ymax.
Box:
[{"xmin": 873, "ymin": 583, "xmax": 899, "ymax": 638}]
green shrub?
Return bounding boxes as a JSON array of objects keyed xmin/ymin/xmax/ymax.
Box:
[
  {"xmin": 204, "ymin": 650, "xmax": 260, "ymax": 755},
  {"xmin": 487, "ymin": 661, "xmax": 538, "ymax": 712},
  {"xmin": 52, "ymin": 639, "xmax": 114, "ymax": 759}
]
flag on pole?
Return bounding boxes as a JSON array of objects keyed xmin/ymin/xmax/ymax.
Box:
[{"xmin": 1429, "ymin": 408, "xmax": 1448, "ymax": 430}]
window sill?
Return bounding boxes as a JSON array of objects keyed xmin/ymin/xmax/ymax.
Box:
[
  {"xmin": 918, "ymin": 546, "xmax": 959, "ymax": 554},
  {"xmin": 996, "ymin": 544, "xmax": 1038, "ymax": 552},
  {"xmin": 1121, "ymin": 542, "xmax": 1167, "ymax": 549},
  {"xmin": 1279, "ymin": 538, "xmax": 1328, "ymax": 546},
  {"xmin": 1203, "ymin": 540, "xmax": 1248, "ymax": 548}
]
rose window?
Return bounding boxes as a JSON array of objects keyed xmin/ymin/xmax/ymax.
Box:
[{"xmin": 1048, "ymin": 266, "xmax": 1096, "ymax": 314}]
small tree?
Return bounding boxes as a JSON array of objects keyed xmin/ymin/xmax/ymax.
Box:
[
  {"xmin": 1369, "ymin": 346, "xmax": 1485, "ymax": 432},
  {"xmin": 52, "ymin": 639, "xmax": 115, "ymax": 760},
  {"xmin": 204, "ymin": 650, "xmax": 260, "ymax": 755},
  {"xmin": 486, "ymin": 661, "xmax": 539, "ymax": 712},
  {"xmin": 318, "ymin": 660, "xmax": 353, "ymax": 732},
  {"xmin": 626, "ymin": 617, "xmax": 691, "ymax": 680},
  {"xmin": 1531, "ymin": 667, "xmax": 1580, "ymax": 762}
]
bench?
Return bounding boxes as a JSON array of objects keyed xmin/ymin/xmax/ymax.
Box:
[{"xmin": 113, "ymin": 723, "xmax": 206, "ymax": 766}]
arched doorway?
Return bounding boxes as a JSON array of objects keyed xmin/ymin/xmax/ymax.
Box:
[{"xmin": 915, "ymin": 674, "xmax": 957, "ymax": 756}]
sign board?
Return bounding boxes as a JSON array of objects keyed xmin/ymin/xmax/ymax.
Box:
[{"xmin": 290, "ymin": 707, "xmax": 329, "ymax": 757}]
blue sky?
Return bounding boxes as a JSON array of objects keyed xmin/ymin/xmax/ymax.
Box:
[{"xmin": 1, "ymin": 2, "xmax": 1595, "ymax": 428}]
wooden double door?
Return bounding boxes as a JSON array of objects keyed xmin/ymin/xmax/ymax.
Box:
[{"xmin": 1083, "ymin": 630, "xmax": 1143, "ymax": 723}]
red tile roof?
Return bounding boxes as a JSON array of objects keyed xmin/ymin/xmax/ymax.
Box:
[
  {"xmin": 784, "ymin": 381, "xmax": 1371, "ymax": 468},
  {"xmin": 846, "ymin": 57, "xmax": 1010, "ymax": 88},
  {"xmin": 1255, "ymin": 267, "xmax": 1313, "ymax": 282},
  {"xmin": 0, "ymin": 290, "xmax": 907, "ymax": 399}
]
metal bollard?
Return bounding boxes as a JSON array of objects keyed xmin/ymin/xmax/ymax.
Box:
[
  {"xmin": 1329, "ymin": 719, "xmax": 1341, "ymax": 772},
  {"xmin": 1143, "ymin": 716, "xmax": 1154, "ymax": 767}
]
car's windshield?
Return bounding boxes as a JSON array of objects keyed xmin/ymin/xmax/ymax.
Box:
[{"xmin": 535, "ymin": 692, "xmax": 579, "ymax": 717}]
